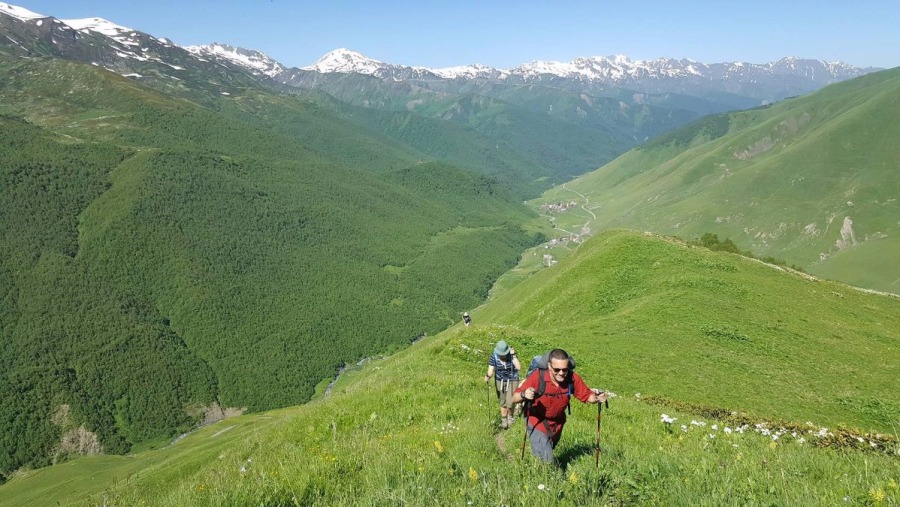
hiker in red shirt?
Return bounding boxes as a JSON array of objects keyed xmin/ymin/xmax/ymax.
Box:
[{"xmin": 512, "ymin": 348, "xmax": 607, "ymax": 463}]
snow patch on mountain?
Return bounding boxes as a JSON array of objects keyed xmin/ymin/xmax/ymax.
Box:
[
  {"xmin": 186, "ymin": 43, "xmax": 286, "ymax": 78},
  {"xmin": 0, "ymin": 2, "xmax": 44, "ymax": 21},
  {"xmin": 59, "ymin": 16, "xmax": 150, "ymax": 49},
  {"xmin": 61, "ymin": 17, "xmax": 132, "ymax": 36}
]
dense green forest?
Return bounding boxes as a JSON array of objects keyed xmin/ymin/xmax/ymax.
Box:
[
  {"xmin": 0, "ymin": 116, "xmax": 219, "ymax": 473},
  {"xmin": 0, "ymin": 55, "xmax": 542, "ymax": 476}
]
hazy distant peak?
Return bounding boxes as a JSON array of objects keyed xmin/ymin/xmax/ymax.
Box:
[
  {"xmin": 0, "ymin": 2, "xmax": 45, "ymax": 21},
  {"xmin": 431, "ymin": 63, "xmax": 507, "ymax": 79},
  {"xmin": 186, "ymin": 43, "xmax": 286, "ymax": 78},
  {"xmin": 302, "ymin": 48, "xmax": 385, "ymax": 74}
]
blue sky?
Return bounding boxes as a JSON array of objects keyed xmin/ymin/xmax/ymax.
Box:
[{"xmin": 15, "ymin": 1, "xmax": 900, "ymax": 69}]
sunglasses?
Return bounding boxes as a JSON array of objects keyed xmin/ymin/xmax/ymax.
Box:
[{"xmin": 549, "ymin": 367, "xmax": 569, "ymax": 374}]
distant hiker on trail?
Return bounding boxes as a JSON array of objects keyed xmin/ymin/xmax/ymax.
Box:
[
  {"xmin": 484, "ymin": 340, "xmax": 521, "ymax": 429},
  {"xmin": 463, "ymin": 312, "xmax": 472, "ymax": 327},
  {"xmin": 513, "ymin": 348, "xmax": 607, "ymax": 464}
]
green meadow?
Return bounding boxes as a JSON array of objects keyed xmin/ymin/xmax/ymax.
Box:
[
  {"xmin": 3, "ymin": 230, "xmax": 897, "ymax": 506},
  {"xmin": 534, "ymin": 67, "xmax": 900, "ymax": 294}
]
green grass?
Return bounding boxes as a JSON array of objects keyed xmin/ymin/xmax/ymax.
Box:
[
  {"xmin": 533, "ymin": 67, "xmax": 900, "ymax": 293},
  {"xmin": 4, "ymin": 230, "xmax": 898, "ymax": 506},
  {"xmin": 479, "ymin": 230, "xmax": 900, "ymax": 433}
]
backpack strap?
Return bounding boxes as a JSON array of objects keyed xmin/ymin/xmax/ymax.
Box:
[{"xmin": 536, "ymin": 368, "xmax": 546, "ymax": 397}]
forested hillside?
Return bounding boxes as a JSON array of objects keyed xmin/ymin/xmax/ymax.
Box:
[
  {"xmin": 0, "ymin": 54, "xmax": 542, "ymax": 476},
  {"xmin": 537, "ymin": 66, "xmax": 900, "ymax": 293}
]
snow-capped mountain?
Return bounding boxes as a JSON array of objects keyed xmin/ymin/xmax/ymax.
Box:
[
  {"xmin": 0, "ymin": 3, "xmax": 265, "ymax": 92},
  {"xmin": 0, "ymin": 2, "xmax": 881, "ymax": 105},
  {"xmin": 186, "ymin": 43, "xmax": 286, "ymax": 78},
  {"xmin": 290, "ymin": 49, "xmax": 878, "ymax": 102},
  {"xmin": 0, "ymin": 1, "xmax": 41, "ymax": 21},
  {"xmin": 302, "ymin": 48, "xmax": 386, "ymax": 75}
]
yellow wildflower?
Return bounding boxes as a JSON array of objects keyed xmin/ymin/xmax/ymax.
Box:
[
  {"xmin": 869, "ymin": 488, "xmax": 886, "ymax": 504},
  {"xmin": 568, "ymin": 472, "xmax": 578, "ymax": 485},
  {"xmin": 434, "ymin": 440, "xmax": 444, "ymax": 454},
  {"xmin": 889, "ymin": 478, "xmax": 897, "ymax": 490},
  {"xmin": 468, "ymin": 467, "xmax": 478, "ymax": 481},
  {"xmin": 769, "ymin": 441, "xmax": 777, "ymax": 450}
]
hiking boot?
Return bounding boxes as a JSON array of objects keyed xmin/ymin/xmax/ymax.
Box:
[
  {"xmin": 507, "ymin": 415, "xmax": 516, "ymax": 428},
  {"xmin": 500, "ymin": 417, "xmax": 509, "ymax": 429}
]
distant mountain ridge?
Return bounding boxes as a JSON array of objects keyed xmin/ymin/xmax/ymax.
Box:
[
  {"xmin": 1, "ymin": 2, "xmax": 880, "ymax": 107},
  {"xmin": 298, "ymin": 48, "xmax": 876, "ymax": 102}
]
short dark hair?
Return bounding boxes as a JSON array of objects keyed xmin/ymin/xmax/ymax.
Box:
[{"xmin": 548, "ymin": 349, "xmax": 569, "ymax": 361}]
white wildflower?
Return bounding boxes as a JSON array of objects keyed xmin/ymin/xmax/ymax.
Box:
[
  {"xmin": 690, "ymin": 420, "xmax": 706, "ymax": 427},
  {"xmin": 661, "ymin": 414, "xmax": 677, "ymax": 424},
  {"xmin": 711, "ymin": 424, "xmax": 718, "ymax": 431},
  {"xmin": 724, "ymin": 427, "xmax": 732, "ymax": 435},
  {"xmin": 681, "ymin": 425, "xmax": 688, "ymax": 432},
  {"xmin": 538, "ymin": 484, "xmax": 546, "ymax": 491}
]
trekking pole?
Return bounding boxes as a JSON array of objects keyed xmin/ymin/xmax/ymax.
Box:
[
  {"xmin": 595, "ymin": 399, "xmax": 608, "ymax": 468},
  {"xmin": 521, "ymin": 401, "xmax": 531, "ymax": 459}
]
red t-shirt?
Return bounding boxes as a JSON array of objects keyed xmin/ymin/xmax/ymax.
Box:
[{"xmin": 515, "ymin": 370, "xmax": 593, "ymax": 435}]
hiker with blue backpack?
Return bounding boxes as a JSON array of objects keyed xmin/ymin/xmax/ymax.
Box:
[
  {"xmin": 512, "ymin": 348, "xmax": 607, "ymax": 463},
  {"xmin": 483, "ymin": 340, "xmax": 522, "ymax": 429}
]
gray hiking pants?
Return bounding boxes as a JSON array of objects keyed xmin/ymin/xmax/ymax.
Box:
[{"xmin": 527, "ymin": 423, "xmax": 562, "ymax": 463}]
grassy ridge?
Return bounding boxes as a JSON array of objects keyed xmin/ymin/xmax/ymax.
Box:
[
  {"xmin": 479, "ymin": 230, "xmax": 900, "ymax": 432},
  {"xmin": 3, "ymin": 230, "xmax": 898, "ymax": 506},
  {"xmin": 538, "ymin": 67, "xmax": 900, "ymax": 293}
]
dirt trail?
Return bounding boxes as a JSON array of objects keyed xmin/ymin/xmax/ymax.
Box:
[
  {"xmin": 494, "ymin": 424, "xmax": 528, "ymax": 461},
  {"xmin": 562, "ymin": 183, "xmax": 596, "ymax": 221}
]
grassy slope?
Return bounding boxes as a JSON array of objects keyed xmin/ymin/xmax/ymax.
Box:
[
  {"xmin": 536, "ymin": 67, "xmax": 900, "ymax": 293},
  {"xmin": 477, "ymin": 230, "xmax": 900, "ymax": 432},
  {"xmin": 3, "ymin": 230, "xmax": 898, "ymax": 506}
]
